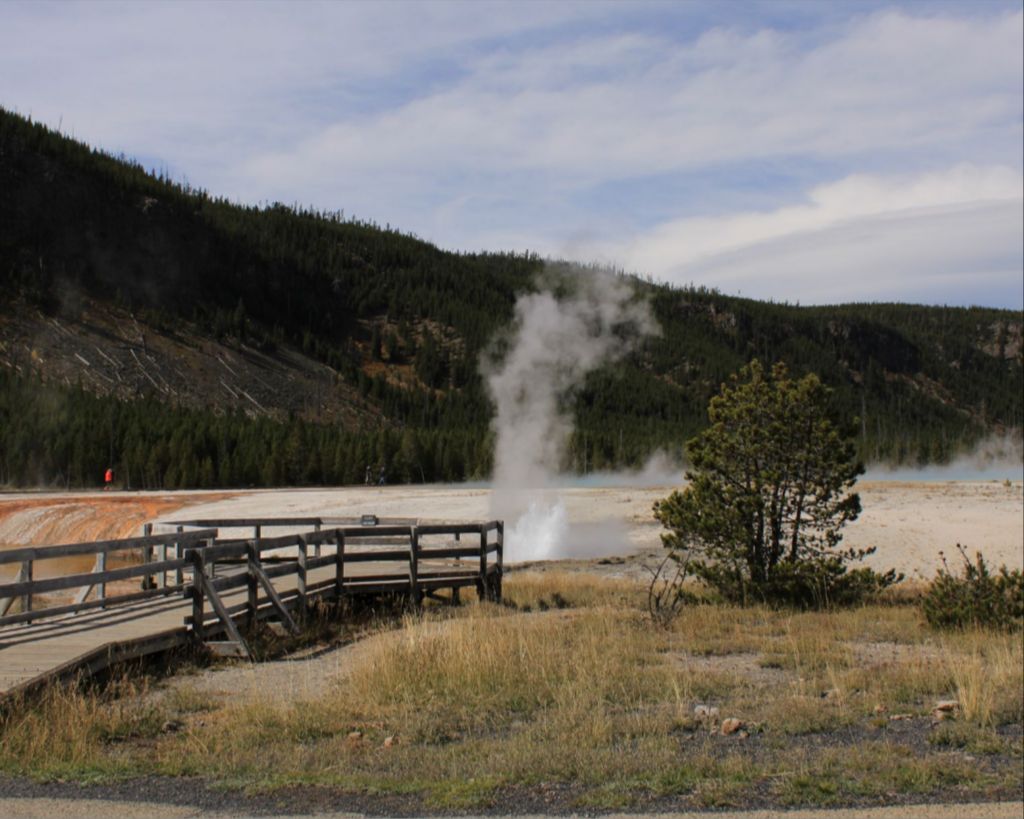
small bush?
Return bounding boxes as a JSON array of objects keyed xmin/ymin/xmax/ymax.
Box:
[
  {"xmin": 922, "ymin": 547, "xmax": 1024, "ymax": 631},
  {"xmin": 693, "ymin": 557, "xmax": 901, "ymax": 610}
]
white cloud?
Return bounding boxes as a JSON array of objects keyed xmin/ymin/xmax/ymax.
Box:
[
  {"xmin": 238, "ymin": 9, "xmax": 1022, "ymax": 184},
  {"xmin": 0, "ymin": 1, "xmax": 612, "ymax": 169},
  {"xmin": 600, "ymin": 165, "xmax": 1022, "ymax": 305}
]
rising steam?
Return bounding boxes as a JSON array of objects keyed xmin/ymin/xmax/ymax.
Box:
[{"xmin": 483, "ymin": 267, "xmax": 658, "ymax": 561}]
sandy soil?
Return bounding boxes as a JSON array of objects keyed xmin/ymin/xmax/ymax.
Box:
[{"xmin": 1, "ymin": 480, "xmax": 1021, "ymax": 579}]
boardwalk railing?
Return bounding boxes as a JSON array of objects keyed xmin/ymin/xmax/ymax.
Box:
[
  {"xmin": 165, "ymin": 516, "xmax": 419, "ymax": 558},
  {"xmin": 0, "ymin": 529, "xmax": 217, "ymax": 627},
  {"xmin": 181, "ymin": 521, "xmax": 504, "ymax": 658},
  {"xmin": 2, "ymin": 519, "xmax": 503, "ymax": 663}
]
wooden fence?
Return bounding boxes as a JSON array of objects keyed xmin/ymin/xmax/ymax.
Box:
[
  {"xmin": 177, "ymin": 520, "xmax": 504, "ymax": 658},
  {"xmin": 0, "ymin": 529, "xmax": 217, "ymax": 627},
  {"xmin": 0, "ymin": 518, "xmax": 503, "ymax": 669}
]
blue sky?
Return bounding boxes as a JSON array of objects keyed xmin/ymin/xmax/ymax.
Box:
[{"xmin": 1, "ymin": 0, "xmax": 1021, "ymax": 307}]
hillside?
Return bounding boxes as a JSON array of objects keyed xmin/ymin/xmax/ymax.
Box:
[{"xmin": 1, "ymin": 107, "xmax": 1021, "ymax": 489}]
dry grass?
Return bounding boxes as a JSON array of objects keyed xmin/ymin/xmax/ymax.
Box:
[
  {"xmin": 500, "ymin": 569, "xmax": 643, "ymax": 610},
  {"xmin": 1, "ymin": 571, "xmax": 1021, "ymax": 809},
  {"xmin": 0, "ymin": 677, "xmax": 164, "ymax": 779},
  {"xmin": 943, "ymin": 638, "xmax": 1024, "ymax": 726}
]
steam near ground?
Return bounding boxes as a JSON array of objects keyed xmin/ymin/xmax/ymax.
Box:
[
  {"xmin": 482, "ymin": 266, "xmax": 660, "ymax": 561},
  {"xmin": 864, "ymin": 433, "xmax": 1024, "ymax": 482}
]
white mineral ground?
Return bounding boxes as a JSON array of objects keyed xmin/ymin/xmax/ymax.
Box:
[{"xmin": 1, "ymin": 480, "xmax": 1021, "ymax": 580}]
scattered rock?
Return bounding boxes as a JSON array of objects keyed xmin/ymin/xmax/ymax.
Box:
[
  {"xmin": 821, "ymin": 688, "xmax": 841, "ymax": 700},
  {"xmin": 161, "ymin": 719, "xmax": 184, "ymax": 733},
  {"xmin": 873, "ymin": 704, "xmax": 887, "ymax": 715},
  {"xmin": 347, "ymin": 730, "xmax": 363, "ymax": 742},
  {"xmin": 889, "ymin": 713, "xmax": 913, "ymax": 721},
  {"xmin": 932, "ymin": 700, "xmax": 960, "ymax": 721},
  {"xmin": 721, "ymin": 718, "xmax": 745, "ymax": 735},
  {"xmin": 383, "ymin": 735, "xmax": 396, "ymax": 748},
  {"xmin": 737, "ymin": 730, "xmax": 750, "ymax": 740},
  {"xmin": 694, "ymin": 704, "xmax": 720, "ymax": 722}
]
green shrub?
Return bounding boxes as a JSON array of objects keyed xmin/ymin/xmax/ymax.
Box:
[
  {"xmin": 922, "ymin": 547, "xmax": 1024, "ymax": 631},
  {"xmin": 655, "ymin": 360, "xmax": 901, "ymax": 611},
  {"xmin": 693, "ymin": 556, "xmax": 900, "ymax": 609}
]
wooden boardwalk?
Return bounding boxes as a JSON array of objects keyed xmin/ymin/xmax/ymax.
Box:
[{"xmin": 0, "ymin": 519, "xmax": 503, "ymax": 698}]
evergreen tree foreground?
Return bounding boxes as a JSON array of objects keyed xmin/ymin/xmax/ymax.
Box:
[{"xmin": 654, "ymin": 360, "xmax": 900, "ymax": 609}]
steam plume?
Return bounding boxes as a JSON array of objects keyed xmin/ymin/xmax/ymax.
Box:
[{"xmin": 483, "ymin": 266, "xmax": 658, "ymax": 560}]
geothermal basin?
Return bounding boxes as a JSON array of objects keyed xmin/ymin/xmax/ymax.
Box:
[{"xmin": 1, "ymin": 480, "xmax": 1021, "ymax": 583}]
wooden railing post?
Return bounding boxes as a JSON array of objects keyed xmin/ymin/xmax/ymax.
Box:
[
  {"xmin": 296, "ymin": 535, "xmax": 308, "ymax": 615},
  {"xmin": 174, "ymin": 525, "xmax": 184, "ymax": 587},
  {"xmin": 158, "ymin": 541, "xmax": 168, "ymax": 589},
  {"xmin": 313, "ymin": 521, "xmax": 322, "ymax": 558},
  {"xmin": 451, "ymin": 531, "xmax": 461, "ymax": 605},
  {"xmin": 20, "ymin": 559, "xmax": 32, "ymax": 614},
  {"xmin": 142, "ymin": 523, "xmax": 154, "ymax": 589},
  {"xmin": 494, "ymin": 521, "xmax": 504, "ymax": 602},
  {"xmin": 409, "ymin": 527, "xmax": 421, "ymax": 608},
  {"xmin": 246, "ymin": 540, "xmax": 259, "ymax": 629},
  {"xmin": 477, "ymin": 528, "xmax": 487, "ymax": 602},
  {"xmin": 334, "ymin": 533, "xmax": 345, "ymax": 602},
  {"xmin": 97, "ymin": 551, "xmax": 107, "ymax": 605},
  {"xmin": 190, "ymin": 548, "xmax": 205, "ymax": 642}
]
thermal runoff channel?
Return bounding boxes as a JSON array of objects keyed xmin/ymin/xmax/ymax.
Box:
[{"xmin": 483, "ymin": 268, "xmax": 658, "ymax": 561}]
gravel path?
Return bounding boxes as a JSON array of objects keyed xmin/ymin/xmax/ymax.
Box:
[{"xmin": 0, "ymin": 795, "xmax": 1020, "ymax": 818}]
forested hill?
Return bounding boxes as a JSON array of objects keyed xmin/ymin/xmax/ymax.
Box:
[{"xmin": 1, "ymin": 107, "xmax": 1021, "ymax": 489}]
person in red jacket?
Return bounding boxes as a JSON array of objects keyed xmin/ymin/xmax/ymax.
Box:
[{"xmin": 104, "ymin": 467, "xmax": 113, "ymax": 490}]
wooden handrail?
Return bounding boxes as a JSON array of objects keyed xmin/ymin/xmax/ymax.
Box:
[
  {"xmin": 0, "ymin": 529, "xmax": 216, "ymax": 625},
  {"xmin": 0, "ymin": 558, "xmax": 186, "ymax": 599},
  {"xmin": 0, "ymin": 520, "xmax": 503, "ymax": 647},
  {"xmin": 0, "ymin": 529, "xmax": 217, "ymax": 565}
]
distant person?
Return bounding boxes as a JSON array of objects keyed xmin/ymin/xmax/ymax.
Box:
[
  {"xmin": 104, "ymin": 467, "xmax": 113, "ymax": 491},
  {"xmin": 364, "ymin": 465, "xmax": 372, "ymax": 486},
  {"xmin": 378, "ymin": 466, "xmax": 386, "ymax": 486}
]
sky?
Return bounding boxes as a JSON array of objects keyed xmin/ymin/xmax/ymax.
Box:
[{"xmin": 1, "ymin": 0, "xmax": 1021, "ymax": 308}]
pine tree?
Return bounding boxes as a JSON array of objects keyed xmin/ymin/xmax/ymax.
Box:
[{"xmin": 654, "ymin": 360, "xmax": 898, "ymax": 607}]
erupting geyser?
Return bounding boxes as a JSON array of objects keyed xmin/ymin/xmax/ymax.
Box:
[{"xmin": 483, "ymin": 267, "xmax": 658, "ymax": 561}]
